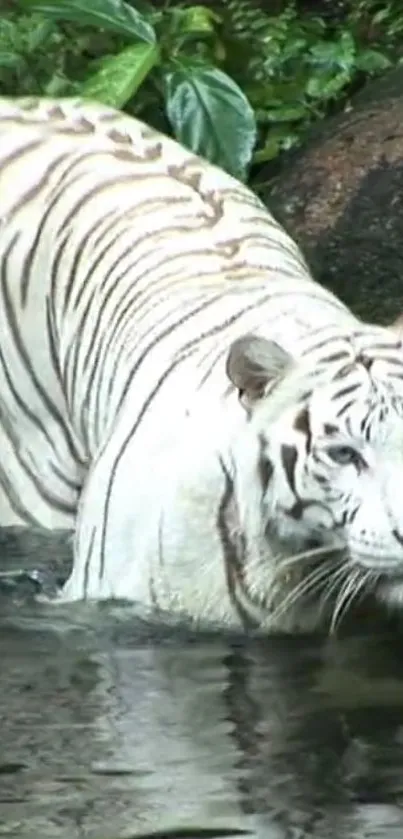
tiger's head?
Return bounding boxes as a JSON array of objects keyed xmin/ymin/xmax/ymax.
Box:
[{"xmin": 226, "ymin": 327, "xmax": 403, "ymax": 616}]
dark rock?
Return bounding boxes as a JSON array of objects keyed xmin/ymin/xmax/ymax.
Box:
[{"xmin": 258, "ymin": 64, "xmax": 403, "ymax": 324}]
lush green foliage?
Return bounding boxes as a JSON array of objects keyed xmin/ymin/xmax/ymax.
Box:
[{"xmin": 1, "ymin": 0, "xmax": 402, "ymax": 180}]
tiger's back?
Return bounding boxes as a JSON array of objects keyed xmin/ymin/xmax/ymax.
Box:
[{"xmin": 0, "ymin": 97, "xmax": 347, "ymax": 531}]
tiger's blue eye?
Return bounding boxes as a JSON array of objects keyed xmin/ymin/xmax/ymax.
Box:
[{"xmin": 326, "ymin": 445, "xmax": 365, "ymax": 468}]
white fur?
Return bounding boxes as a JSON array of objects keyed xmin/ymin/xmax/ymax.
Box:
[{"xmin": 0, "ymin": 97, "xmax": 403, "ymax": 632}]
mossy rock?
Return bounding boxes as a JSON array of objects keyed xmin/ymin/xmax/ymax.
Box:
[{"xmin": 258, "ymin": 64, "xmax": 403, "ymax": 325}]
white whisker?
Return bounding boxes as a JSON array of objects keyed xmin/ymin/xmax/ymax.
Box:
[
  {"xmin": 275, "ymin": 543, "xmax": 343, "ymax": 570},
  {"xmin": 329, "ymin": 568, "xmax": 361, "ymax": 634},
  {"xmin": 329, "ymin": 563, "xmax": 378, "ymax": 635},
  {"xmin": 318, "ymin": 559, "xmax": 351, "ymax": 616},
  {"xmin": 270, "ymin": 558, "xmax": 338, "ymax": 624}
]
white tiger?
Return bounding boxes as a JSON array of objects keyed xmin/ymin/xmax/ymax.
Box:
[{"xmin": 0, "ymin": 95, "xmax": 403, "ymax": 633}]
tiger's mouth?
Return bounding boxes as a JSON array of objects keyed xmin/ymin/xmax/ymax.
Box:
[
  {"xmin": 272, "ymin": 544, "xmax": 403, "ymax": 630},
  {"xmin": 273, "ymin": 543, "xmax": 346, "ymax": 594}
]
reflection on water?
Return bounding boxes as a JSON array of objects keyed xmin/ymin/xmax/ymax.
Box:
[{"xmin": 1, "ymin": 531, "xmax": 403, "ymax": 838}]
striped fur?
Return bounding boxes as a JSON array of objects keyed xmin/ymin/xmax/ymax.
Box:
[{"xmin": 1, "ymin": 96, "xmax": 403, "ymax": 631}]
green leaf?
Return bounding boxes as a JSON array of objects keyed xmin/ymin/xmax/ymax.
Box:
[
  {"xmin": 0, "ymin": 52, "xmax": 24, "ymax": 69},
  {"xmin": 264, "ymin": 104, "xmax": 308, "ymax": 123},
  {"xmin": 44, "ymin": 74, "xmax": 76, "ymax": 97},
  {"xmin": 26, "ymin": 18, "xmax": 56, "ymax": 52},
  {"xmin": 80, "ymin": 42, "xmax": 159, "ymax": 108},
  {"xmin": 165, "ymin": 66, "xmax": 256, "ymax": 180},
  {"xmin": 176, "ymin": 5, "xmax": 221, "ymax": 36},
  {"xmin": 20, "ymin": 0, "xmax": 156, "ymax": 44},
  {"xmin": 253, "ymin": 128, "xmax": 299, "ymax": 163},
  {"xmin": 355, "ymin": 49, "xmax": 392, "ymax": 74},
  {"xmin": 338, "ymin": 30, "xmax": 356, "ymax": 65},
  {"xmin": 306, "ymin": 71, "xmax": 350, "ymax": 101},
  {"xmin": 253, "ymin": 138, "xmax": 282, "ymax": 163},
  {"xmin": 309, "ymin": 34, "xmax": 356, "ymax": 73},
  {"xmin": 372, "ymin": 7, "xmax": 393, "ymax": 25}
]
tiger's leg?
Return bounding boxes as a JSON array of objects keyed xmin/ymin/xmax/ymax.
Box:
[
  {"xmin": 0, "ymin": 431, "xmax": 39, "ymax": 528},
  {"xmin": 0, "ymin": 389, "xmax": 83, "ymax": 530},
  {"xmin": 59, "ymin": 425, "xmax": 144, "ymax": 603}
]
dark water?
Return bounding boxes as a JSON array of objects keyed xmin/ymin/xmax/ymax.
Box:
[{"xmin": 1, "ymin": 532, "xmax": 403, "ymax": 839}]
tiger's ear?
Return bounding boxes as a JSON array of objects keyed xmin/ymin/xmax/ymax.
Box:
[{"xmin": 226, "ymin": 333, "xmax": 293, "ymax": 411}]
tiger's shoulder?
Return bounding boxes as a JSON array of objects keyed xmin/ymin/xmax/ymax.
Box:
[
  {"xmin": 0, "ymin": 96, "xmax": 171, "ymax": 160},
  {"xmin": 0, "ymin": 95, "xmax": 262, "ymax": 206},
  {"xmin": 0, "ymin": 96, "xmax": 147, "ymax": 137}
]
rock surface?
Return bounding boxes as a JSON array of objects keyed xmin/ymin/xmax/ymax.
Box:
[{"xmin": 258, "ymin": 65, "xmax": 403, "ymax": 324}]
